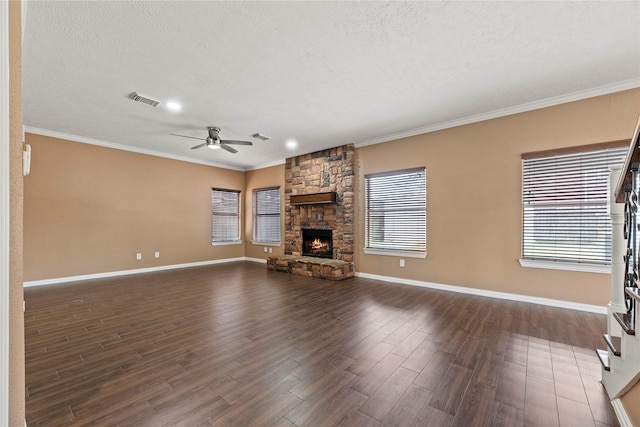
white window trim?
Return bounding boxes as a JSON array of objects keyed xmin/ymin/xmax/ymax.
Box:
[
  {"xmin": 365, "ymin": 167, "xmax": 427, "ymax": 255},
  {"xmin": 251, "ymin": 241, "xmax": 280, "ymax": 247},
  {"xmin": 252, "ymin": 187, "xmax": 281, "ymax": 245},
  {"xmin": 364, "ymin": 248, "xmax": 427, "ymax": 259},
  {"xmin": 212, "ymin": 240, "xmax": 243, "ymax": 247},
  {"xmin": 518, "ymin": 258, "xmax": 610, "ymax": 274},
  {"xmin": 211, "ymin": 188, "xmax": 241, "ymax": 245},
  {"xmin": 0, "ymin": 1, "xmax": 10, "ymax": 423},
  {"xmin": 521, "ymin": 146, "xmax": 626, "ymax": 268}
]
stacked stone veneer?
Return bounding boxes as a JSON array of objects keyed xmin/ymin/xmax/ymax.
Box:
[
  {"xmin": 285, "ymin": 144, "xmax": 355, "ymax": 263},
  {"xmin": 267, "ymin": 255, "xmax": 354, "ymax": 280}
]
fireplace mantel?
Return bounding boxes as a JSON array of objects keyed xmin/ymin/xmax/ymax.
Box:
[{"xmin": 289, "ymin": 192, "xmax": 337, "ymax": 206}]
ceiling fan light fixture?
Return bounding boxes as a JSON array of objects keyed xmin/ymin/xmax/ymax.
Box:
[{"xmin": 208, "ymin": 144, "xmax": 220, "ymax": 150}]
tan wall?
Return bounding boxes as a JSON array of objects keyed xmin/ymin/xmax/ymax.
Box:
[
  {"xmin": 8, "ymin": 0, "xmax": 25, "ymax": 424},
  {"xmin": 23, "ymin": 134, "xmax": 245, "ymax": 281},
  {"xmin": 244, "ymin": 164, "xmax": 285, "ymax": 260},
  {"xmin": 355, "ymin": 89, "xmax": 640, "ymax": 306},
  {"xmin": 24, "ymin": 89, "xmax": 640, "ymax": 305},
  {"xmin": 622, "ymin": 380, "xmax": 640, "ymax": 425}
]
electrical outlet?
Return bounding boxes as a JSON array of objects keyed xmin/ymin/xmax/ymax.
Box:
[
  {"xmin": 269, "ymin": 247, "xmax": 273, "ymax": 253},
  {"xmin": 264, "ymin": 247, "xmax": 268, "ymax": 253},
  {"xmin": 136, "ymin": 253, "xmax": 142, "ymax": 260},
  {"xmin": 399, "ymin": 259, "xmax": 405, "ymax": 267},
  {"xmin": 155, "ymin": 251, "xmax": 160, "ymax": 258}
]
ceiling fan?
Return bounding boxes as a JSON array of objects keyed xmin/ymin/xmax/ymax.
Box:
[{"xmin": 171, "ymin": 127, "xmax": 253, "ymax": 154}]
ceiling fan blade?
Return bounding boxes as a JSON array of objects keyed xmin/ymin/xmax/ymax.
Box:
[
  {"xmin": 220, "ymin": 140, "xmax": 253, "ymax": 146},
  {"xmin": 191, "ymin": 143, "xmax": 207, "ymax": 149},
  {"xmin": 171, "ymin": 133, "xmax": 206, "ymax": 141},
  {"xmin": 219, "ymin": 143, "xmax": 238, "ymax": 154}
]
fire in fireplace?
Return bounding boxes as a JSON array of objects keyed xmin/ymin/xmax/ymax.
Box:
[{"xmin": 302, "ymin": 228, "xmax": 333, "ymax": 259}]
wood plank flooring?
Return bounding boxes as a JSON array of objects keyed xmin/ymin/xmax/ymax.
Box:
[{"xmin": 24, "ymin": 262, "xmax": 619, "ymax": 426}]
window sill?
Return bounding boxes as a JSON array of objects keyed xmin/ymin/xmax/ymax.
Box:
[
  {"xmin": 518, "ymin": 259, "xmax": 610, "ymax": 274},
  {"xmin": 364, "ymin": 248, "xmax": 426, "ymax": 259},
  {"xmin": 212, "ymin": 240, "xmax": 243, "ymax": 246},
  {"xmin": 251, "ymin": 241, "xmax": 281, "ymax": 247}
]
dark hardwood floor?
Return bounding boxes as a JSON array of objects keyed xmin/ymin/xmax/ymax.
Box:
[{"xmin": 24, "ymin": 262, "xmax": 619, "ymax": 426}]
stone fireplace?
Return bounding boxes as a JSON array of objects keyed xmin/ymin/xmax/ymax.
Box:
[
  {"xmin": 284, "ymin": 144, "xmax": 355, "ymax": 264},
  {"xmin": 268, "ymin": 144, "xmax": 355, "ymax": 280}
]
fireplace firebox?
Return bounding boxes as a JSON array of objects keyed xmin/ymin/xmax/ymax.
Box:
[{"xmin": 302, "ymin": 229, "xmax": 333, "ymax": 259}]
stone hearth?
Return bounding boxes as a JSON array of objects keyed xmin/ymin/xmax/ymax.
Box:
[{"xmin": 267, "ymin": 255, "xmax": 354, "ymax": 281}]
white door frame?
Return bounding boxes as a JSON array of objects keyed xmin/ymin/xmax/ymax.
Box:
[{"xmin": 0, "ymin": 0, "xmax": 11, "ymax": 424}]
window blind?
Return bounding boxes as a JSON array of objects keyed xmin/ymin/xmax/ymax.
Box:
[
  {"xmin": 365, "ymin": 167, "xmax": 426, "ymax": 253},
  {"xmin": 253, "ymin": 187, "xmax": 281, "ymax": 244},
  {"xmin": 522, "ymin": 146, "xmax": 627, "ymax": 265},
  {"xmin": 212, "ymin": 188, "xmax": 241, "ymax": 243}
]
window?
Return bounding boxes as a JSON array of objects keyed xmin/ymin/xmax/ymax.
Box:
[
  {"xmin": 211, "ymin": 188, "xmax": 241, "ymax": 244},
  {"xmin": 365, "ymin": 167, "xmax": 426, "ymax": 257},
  {"xmin": 253, "ymin": 187, "xmax": 281, "ymax": 244},
  {"xmin": 521, "ymin": 146, "xmax": 627, "ymax": 268}
]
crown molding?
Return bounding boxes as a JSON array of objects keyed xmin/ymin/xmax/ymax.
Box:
[
  {"xmin": 25, "ymin": 79, "xmax": 640, "ymax": 171},
  {"xmin": 23, "ymin": 127, "xmax": 247, "ymax": 172},
  {"xmin": 354, "ymin": 79, "xmax": 640, "ymax": 148},
  {"xmin": 245, "ymin": 158, "xmax": 286, "ymax": 171}
]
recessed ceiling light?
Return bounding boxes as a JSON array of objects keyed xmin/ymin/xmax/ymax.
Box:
[
  {"xmin": 286, "ymin": 139, "xmax": 298, "ymax": 149},
  {"xmin": 166, "ymin": 101, "xmax": 181, "ymax": 111}
]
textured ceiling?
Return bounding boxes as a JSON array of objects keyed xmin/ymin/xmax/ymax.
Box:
[{"xmin": 23, "ymin": 1, "xmax": 640, "ymax": 170}]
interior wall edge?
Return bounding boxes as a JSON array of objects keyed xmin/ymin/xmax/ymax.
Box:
[
  {"xmin": 611, "ymin": 397, "xmax": 633, "ymax": 427},
  {"xmin": 0, "ymin": 1, "xmax": 10, "ymax": 424}
]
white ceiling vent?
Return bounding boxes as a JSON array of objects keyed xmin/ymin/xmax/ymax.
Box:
[
  {"xmin": 130, "ymin": 92, "xmax": 160, "ymax": 107},
  {"xmin": 252, "ymin": 133, "xmax": 271, "ymax": 141}
]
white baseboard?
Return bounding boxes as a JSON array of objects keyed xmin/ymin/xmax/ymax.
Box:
[
  {"xmin": 611, "ymin": 398, "xmax": 632, "ymax": 427},
  {"xmin": 354, "ymin": 272, "xmax": 607, "ymax": 315},
  {"xmin": 22, "ymin": 260, "xmax": 607, "ymax": 315},
  {"xmin": 23, "ymin": 257, "xmax": 250, "ymax": 287}
]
